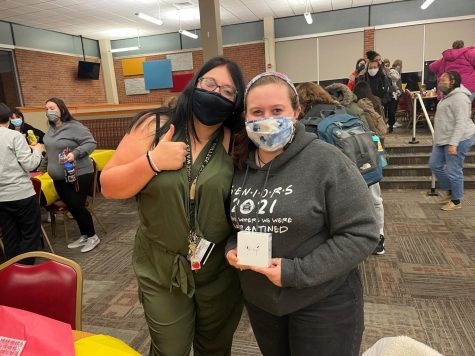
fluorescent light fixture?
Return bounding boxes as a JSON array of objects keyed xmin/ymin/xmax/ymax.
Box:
[
  {"xmin": 179, "ymin": 29, "xmax": 198, "ymax": 39},
  {"xmin": 135, "ymin": 12, "xmax": 163, "ymax": 26},
  {"xmin": 110, "ymin": 46, "xmax": 140, "ymax": 53},
  {"xmin": 304, "ymin": 12, "xmax": 313, "ymax": 24},
  {"xmin": 421, "ymin": 0, "xmax": 435, "ymax": 10}
]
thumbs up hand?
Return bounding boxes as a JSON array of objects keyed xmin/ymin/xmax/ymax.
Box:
[{"xmin": 149, "ymin": 124, "xmax": 187, "ymax": 171}]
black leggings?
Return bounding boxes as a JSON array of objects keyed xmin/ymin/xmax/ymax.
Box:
[
  {"xmin": 384, "ymin": 98, "xmax": 399, "ymax": 128},
  {"xmin": 246, "ymin": 269, "xmax": 364, "ymax": 356},
  {"xmin": 0, "ymin": 195, "xmax": 42, "ymax": 264},
  {"xmin": 53, "ymin": 173, "xmax": 95, "ymax": 237}
]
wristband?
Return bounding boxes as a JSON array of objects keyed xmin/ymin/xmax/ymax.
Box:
[{"xmin": 146, "ymin": 151, "xmax": 160, "ymax": 175}]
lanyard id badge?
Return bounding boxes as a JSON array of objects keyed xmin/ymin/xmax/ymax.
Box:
[
  {"xmin": 185, "ymin": 126, "xmax": 221, "ymax": 270},
  {"xmin": 188, "ymin": 235, "xmax": 216, "ymax": 270}
]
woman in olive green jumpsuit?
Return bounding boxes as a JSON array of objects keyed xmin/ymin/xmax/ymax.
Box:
[{"xmin": 101, "ymin": 57, "xmax": 245, "ymax": 356}]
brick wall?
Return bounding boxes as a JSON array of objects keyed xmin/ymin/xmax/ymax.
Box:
[
  {"xmin": 80, "ymin": 117, "xmax": 131, "ymax": 149},
  {"xmin": 115, "ymin": 42, "xmax": 265, "ymax": 104},
  {"xmin": 364, "ymin": 28, "xmax": 375, "ymax": 57},
  {"xmin": 14, "ymin": 49, "xmax": 107, "ymax": 107}
]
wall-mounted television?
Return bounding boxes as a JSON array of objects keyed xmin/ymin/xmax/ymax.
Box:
[{"xmin": 77, "ymin": 61, "xmax": 100, "ymax": 80}]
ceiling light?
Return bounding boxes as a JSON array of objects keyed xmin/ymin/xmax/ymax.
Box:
[
  {"xmin": 135, "ymin": 12, "xmax": 163, "ymax": 26},
  {"xmin": 304, "ymin": 12, "xmax": 313, "ymax": 24},
  {"xmin": 421, "ymin": 0, "xmax": 435, "ymax": 10},
  {"xmin": 179, "ymin": 29, "xmax": 198, "ymax": 39},
  {"xmin": 110, "ymin": 46, "xmax": 140, "ymax": 53},
  {"xmin": 303, "ymin": 0, "xmax": 313, "ymax": 25}
]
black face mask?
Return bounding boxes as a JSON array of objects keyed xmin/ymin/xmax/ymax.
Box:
[{"xmin": 192, "ymin": 88, "xmax": 235, "ymax": 126}]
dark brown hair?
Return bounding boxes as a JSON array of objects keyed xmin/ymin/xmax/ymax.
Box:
[
  {"xmin": 128, "ymin": 56, "xmax": 245, "ymax": 147},
  {"xmin": 297, "ymin": 82, "xmax": 339, "ymax": 115},
  {"xmin": 452, "ymin": 40, "xmax": 464, "ymax": 49},
  {"xmin": 45, "ymin": 97, "xmax": 74, "ymax": 126},
  {"xmin": 353, "ymin": 81, "xmax": 381, "ymax": 110},
  {"xmin": 232, "ymin": 75, "xmax": 299, "ymax": 170},
  {"xmin": 0, "ymin": 103, "xmax": 11, "ymax": 124},
  {"xmin": 444, "ymin": 70, "xmax": 462, "ymax": 90}
]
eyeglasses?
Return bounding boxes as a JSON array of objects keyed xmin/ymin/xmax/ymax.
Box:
[{"xmin": 198, "ymin": 77, "xmax": 237, "ymax": 101}]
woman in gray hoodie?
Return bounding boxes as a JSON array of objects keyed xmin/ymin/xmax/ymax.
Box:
[
  {"xmin": 429, "ymin": 71, "xmax": 475, "ymax": 211},
  {"xmin": 226, "ymin": 72, "xmax": 379, "ymax": 356}
]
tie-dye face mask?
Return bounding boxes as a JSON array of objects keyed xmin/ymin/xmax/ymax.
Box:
[{"xmin": 245, "ymin": 117, "xmax": 295, "ymax": 152}]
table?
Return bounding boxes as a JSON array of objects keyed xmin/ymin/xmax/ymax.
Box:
[
  {"xmin": 33, "ymin": 149, "xmax": 115, "ymax": 206},
  {"xmin": 90, "ymin": 149, "xmax": 115, "ymax": 171}
]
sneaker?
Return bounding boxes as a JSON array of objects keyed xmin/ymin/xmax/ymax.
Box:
[
  {"xmin": 80, "ymin": 235, "xmax": 100, "ymax": 253},
  {"xmin": 393, "ymin": 122, "xmax": 403, "ymax": 128},
  {"xmin": 372, "ymin": 235, "xmax": 385, "ymax": 255},
  {"xmin": 440, "ymin": 201, "xmax": 461, "ymax": 211},
  {"xmin": 67, "ymin": 235, "xmax": 88, "ymax": 249}
]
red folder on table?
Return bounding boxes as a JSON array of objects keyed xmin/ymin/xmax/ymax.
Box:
[{"xmin": 0, "ymin": 306, "xmax": 75, "ymax": 356}]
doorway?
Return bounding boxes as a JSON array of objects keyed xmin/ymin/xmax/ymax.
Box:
[{"xmin": 0, "ymin": 50, "xmax": 22, "ymax": 109}]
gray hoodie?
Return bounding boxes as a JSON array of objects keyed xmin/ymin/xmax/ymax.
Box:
[
  {"xmin": 434, "ymin": 85, "xmax": 475, "ymax": 146},
  {"xmin": 226, "ymin": 123, "xmax": 379, "ymax": 316},
  {"xmin": 43, "ymin": 120, "xmax": 97, "ymax": 180},
  {"xmin": 0, "ymin": 127, "xmax": 42, "ymax": 201}
]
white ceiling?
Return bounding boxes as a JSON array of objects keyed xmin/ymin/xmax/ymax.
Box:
[{"xmin": 0, "ymin": 0, "xmax": 408, "ymax": 40}]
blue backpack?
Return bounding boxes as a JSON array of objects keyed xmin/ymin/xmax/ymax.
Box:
[{"xmin": 301, "ymin": 105, "xmax": 383, "ymax": 186}]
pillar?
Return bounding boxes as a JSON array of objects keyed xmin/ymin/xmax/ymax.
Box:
[
  {"xmin": 198, "ymin": 0, "xmax": 223, "ymax": 62},
  {"xmin": 98, "ymin": 39, "xmax": 119, "ymax": 104}
]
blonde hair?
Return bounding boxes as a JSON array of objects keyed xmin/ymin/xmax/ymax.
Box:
[{"xmin": 296, "ymin": 82, "xmax": 339, "ymax": 114}]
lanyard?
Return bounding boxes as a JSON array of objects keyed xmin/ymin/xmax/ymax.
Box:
[{"xmin": 184, "ymin": 126, "xmax": 222, "ymax": 232}]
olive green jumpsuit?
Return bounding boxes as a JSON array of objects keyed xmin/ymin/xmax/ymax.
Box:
[{"xmin": 133, "ymin": 128, "xmax": 243, "ymax": 356}]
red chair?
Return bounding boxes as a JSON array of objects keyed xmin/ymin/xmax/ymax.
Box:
[
  {"xmin": 0, "ymin": 251, "xmax": 83, "ymax": 329},
  {"xmin": 31, "ymin": 177, "xmax": 55, "ymax": 253}
]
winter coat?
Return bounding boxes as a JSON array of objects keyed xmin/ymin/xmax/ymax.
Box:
[
  {"xmin": 357, "ymin": 98, "xmax": 387, "ymax": 140},
  {"xmin": 429, "ymin": 47, "xmax": 475, "ymax": 92},
  {"xmin": 325, "ymin": 82, "xmax": 369, "ymax": 127},
  {"xmin": 358, "ymin": 71, "xmax": 393, "ymax": 105}
]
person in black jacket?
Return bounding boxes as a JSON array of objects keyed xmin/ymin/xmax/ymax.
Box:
[
  {"xmin": 8, "ymin": 108, "xmax": 45, "ymax": 144},
  {"xmin": 358, "ymin": 59, "xmax": 392, "ymax": 109}
]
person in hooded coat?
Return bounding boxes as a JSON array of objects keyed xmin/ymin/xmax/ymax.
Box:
[{"xmin": 429, "ymin": 40, "xmax": 475, "ymax": 101}]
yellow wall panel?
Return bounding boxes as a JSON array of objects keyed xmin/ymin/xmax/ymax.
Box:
[{"xmin": 122, "ymin": 57, "xmax": 145, "ymax": 76}]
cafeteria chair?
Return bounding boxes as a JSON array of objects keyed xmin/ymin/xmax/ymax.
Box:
[
  {"xmin": 48, "ymin": 158, "xmax": 107, "ymax": 242},
  {"xmin": 31, "ymin": 177, "xmax": 55, "ymax": 253},
  {"xmin": 0, "ymin": 251, "xmax": 83, "ymax": 330}
]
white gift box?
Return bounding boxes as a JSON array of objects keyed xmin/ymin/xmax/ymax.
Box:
[{"xmin": 237, "ymin": 231, "xmax": 272, "ymax": 267}]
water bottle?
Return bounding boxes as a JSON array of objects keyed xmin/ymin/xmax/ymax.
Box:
[
  {"xmin": 372, "ymin": 135, "xmax": 388, "ymax": 168},
  {"xmin": 64, "ymin": 162, "xmax": 77, "ymax": 183}
]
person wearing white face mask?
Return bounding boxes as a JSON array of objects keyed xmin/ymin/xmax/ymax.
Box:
[
  {"xmin": 225, "ymin": 72, "xmax": 379, "ymax": 356},
  {"xmin": 43, "ymin": 97, "xmax": 99, "ymax": 252},
  {"xmin": 8, "ymin": 108, "xmax": 45, "ymax": 144}
]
